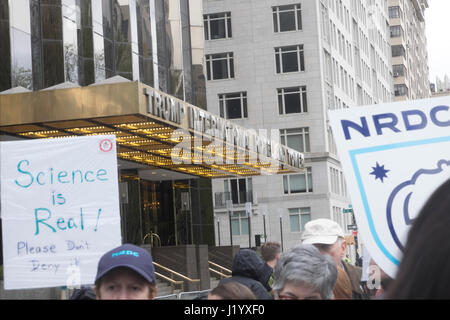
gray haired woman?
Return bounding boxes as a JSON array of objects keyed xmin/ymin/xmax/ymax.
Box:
[{"xmin": 272, "ymin": 244, "xmax": 338, "ymax": 300}]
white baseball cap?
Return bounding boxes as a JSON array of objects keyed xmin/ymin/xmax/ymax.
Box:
[{"xmin": 301, "ymin": 219, "xmax": 345, "ymax": 245}]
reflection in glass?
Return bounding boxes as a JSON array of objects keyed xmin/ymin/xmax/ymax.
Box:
[
  {"xmin": 115, "ymin": 42, "xmax": 132, "ymax": 76},
  {"xmin": 167, "ymin": 0, "xmax": 184, "ymax": 100},
  {"xmin": 189, "ymin": 0, "xmax": 206, "ymax": 108},
  {"xmin": 129, "ymin": 0, "xmax": 139, "ymax": 81},
  {"xmin": 102, "ymin": 0, "xmax": 114, "ymax": 76},
  {"xmin": 11, "ymin": 28, "xmax": 33, "ymax": 89},
  {"xmin": 136, "ymin": 0, "xmax": 153, "ymax": 85},
  {"xmin": 63, "ymin": 0, "xmax": 79, "ymax": 83},
  {"xmin": 156, "ymin": 0, "xmax": 184, "ymax": 99},
  {"xmin": 113, "ymin": 1, "xmax": 131, "ymax": 43},
  {"xmin": 93, "ymin": 32, "xmax": 106, "ymax": 81},
  {"xmin": 10, "ymin": 0, "xmax": 31, "ymax": 33},
  {"xmin": 92, "ymin": 0, "xmax": 103, "ymax": 35},
  {"xmin": 8, "ymin": 0, "xmax": 33, "ymax": 89},
  {"xmin": 78, "ymin": 0, "xmax": 95, "ymax": 85}
]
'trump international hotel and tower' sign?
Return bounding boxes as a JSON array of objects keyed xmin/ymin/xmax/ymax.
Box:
[
  {"xmin": 143, "ymin": 86, "xmax": 304, "ymax": 171},
  {"xmin": 0, "ymin": 80, "xmax": 305, "ymax": 178}
]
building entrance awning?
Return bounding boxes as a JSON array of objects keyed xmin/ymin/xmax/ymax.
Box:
[{"xmin": 0, "ymin": 80, "xmax": 304, "ymax": 178}]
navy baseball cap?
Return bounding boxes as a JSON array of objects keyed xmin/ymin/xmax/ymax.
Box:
[{"xmin": 95, "ymin": 243, "xmax": 156, "ymax": 284}]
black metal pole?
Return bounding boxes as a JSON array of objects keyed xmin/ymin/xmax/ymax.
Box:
[
  {"xmin": 217, "ymin": 220, "xmax": 221, "ymax": 246},
  {"xmin": 263, "ymin": 214, "xmax": 267, "ymax": 242},
  {"xmin": 248, "ymin": 214, "xmax": 252, "ymax": 249},
  {"xmin": 279, "ymin": 215, "xmax": 284, "ymax": 252},
  {"xmin": 352, "ymin": 213, "xmax": 360, "ymax": 263},
  {"xmin": 229, "ymin": 211, "xmax": 233, "ymax": 246}
]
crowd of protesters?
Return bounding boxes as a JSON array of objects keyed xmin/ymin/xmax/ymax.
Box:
[{"xmin": 79, "ymin": 178, "xmax": 450, "ymax": 300}]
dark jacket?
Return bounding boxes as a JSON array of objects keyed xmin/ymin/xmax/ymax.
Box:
[{"xmin": 218, "ymin": 249, "xmax": 273, "ymax": 300}]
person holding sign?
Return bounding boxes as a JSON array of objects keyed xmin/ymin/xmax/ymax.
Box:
[
  {"xmin": 94, "ymin": 244, "xmax": 158, "ymax": 300},
  {"xmin": 385, "ymin": 178, "xmax": 450, "ymax": 299}
]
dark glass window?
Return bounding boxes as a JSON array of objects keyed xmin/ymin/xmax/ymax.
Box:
[
  {"xmin": 389, "ymin": 6, "xmax": 401, "ymax": 18},
  {"xmin": 136, "ymin": 0, "xmax": 153, "ymax": 86},
  {"xmin": 275, "ymin": 45, "xmax": 304, "ymax": 73},
  {"xmin": 115, "ymin": 42, "xmax": 132, "ymax": 72},
  {"xmin": 206, "ymin": 52, "xmax": 234, "ymax": 80},
  {"xmin": 393, "ymin": 64, "xmax": 406, "ymax": 77},
  {"xmin": 394, "ymin": 84, "xmax": 408, "ymax": 96},
  {"xmin": 43, "ymin": 40, "xmax": 64, "ymax": 87},
  {"xmin": 219, "ymin": 92, "xmax": 247, "ymax": 119},
  {"xmin": 227, "ymin": 178, "xmax": 250, "ymax": 204},
  {"xmin": 392, "ymin": 45, "xmax": 405, "ymax": 57},
  {"xmin": 102, "ymin": 0, "xmax": 113, "ymax": 40},
  {"xmin": 278, "ymin": 86, "xmax": 307, "ymax": 114},
  {"xmin": 0, "ymin": 0, "xmax": 9, "ymax": 20},
  {"xmin": 136, "ymin": 0, "xmax": 152, "ymax": 58},
  {"xmin": 41, "ymin": 4, "xmax": 63, "ymax": 40},
  {"xmin": 113, "ymin": 1, "xmax": 131, "ymax": 43},
  {"xmin": 390, "ymin": 25, "xmax": 403, "ymax": 38},
  {"xmin": 103, "ymin": 38, "xmax": 114, "ymax": 76},
  {"xmin": 280, "ymin": 128, "xmax": 310, "ymax": 153},
  {"xmin": 203, "ymin": 12, "xmax": 232, "ymax": 40},
  {"xmin": 283, "ymin": 168, "xmax": 313, "ymax": 194},
  {"xmin": 0, "ymin": 18, "xmax": 11, "ymax": 91},
  {"xmin": 273, "ymin": 4, "xmax": 302, "ymax": 33}
]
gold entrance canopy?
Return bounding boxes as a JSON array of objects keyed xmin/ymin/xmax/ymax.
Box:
[{"xmin": 0, "ymin": 81, "xmax": 304, "ymax": 178}]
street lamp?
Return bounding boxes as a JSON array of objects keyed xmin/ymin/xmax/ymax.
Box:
[
  {"xmin": 278, "ymin": 208, "xmax": 284, "ymax": 252},
  {"xmin": 216, "ymin": 215, "xmax": 221, "ymax": 246},
  {"xmin": 262, "ymin": 207, "xmax": 267, "ymax": 242},
  {"xmin": 226, "ymin": 200, "xmax": 233, "ymax": 246}
]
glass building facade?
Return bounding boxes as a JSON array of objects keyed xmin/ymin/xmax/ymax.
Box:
[
  {"xmin": 0, "ymin": 0, "xmax": 212, "ymax": 247},
  {"xmin": 0, "ymin": 0, "xmax": 206, "ymax": 108}
]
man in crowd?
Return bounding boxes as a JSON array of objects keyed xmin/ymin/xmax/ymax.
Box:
[
  {"xmin": 301, "ymin": 219, "xmax": 367, "ymax": 299},
  {"xmin": 218, "ymin": 249, "xmax": 273, "ymax": 299},
  {"xmin": 272, "ymin": 244, "xmax": 337, "ymax": 300},
  {"xmin": 261, "ymin": 241, "xmax": 281, "ymax": 288},
  {"xmin": 94, "ymin": 243, "xmax": 158, "ymax": 300}
]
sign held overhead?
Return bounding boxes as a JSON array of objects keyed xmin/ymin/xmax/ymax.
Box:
[
  {"xmin": 0, "ymin": 135, "xmax": 122, "ymax": 290},
  {"xmin": 329, "ymin": 96, "xmax": 450, "ymax": 278}
]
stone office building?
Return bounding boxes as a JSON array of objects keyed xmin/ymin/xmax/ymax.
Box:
[{"xmin": 204, "ymin": 0, "xmax": 394, "ymax": 255}]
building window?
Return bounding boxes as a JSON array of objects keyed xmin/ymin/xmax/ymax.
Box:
[
  {"xmin": 390, "ymin": 25, "xmax": 403, "ymax": 38},
  {"xmin": 275, "ymin": 45, "xmax": 305, "ymax": 73},
  {"xmin": 391, "ymin": 45, "xmax": 405, "ymax": 57},
  {"xmin": 231, "ymin": 211, "xmax": 249, "ymax": 235},
  {"xmin": 393, "ymin": 64, "xmax": 406, "ymax": 77},
  {"xmin": 394, "ymin": 84, "xmax": 408, "ymax": 97},
  {"xmin": 273, "ymin": 4, "xmax": 302, "ymax": 33},
  {"xmin": 388, "ymin": 6, "xmax": 401, "ymax": 19},
  {"xmin": 224, "ymin": 178, "xmax": 253, "ymax": 204},
  {"xmin": 219, "ymin": 92, "xmax": 247, "ymax": 119},
  {"xmin": 280, "ymin": 128, "xmax": 310, "ymax": 152},
  {"xmin": 289, "ymin": 207, "xmax": 311, "ymax": 232},
  {"xmin": 206, "ymin": 52, "xmax": 234, "ymax": 80},
  {"xmin": 283, "ymin": 167, "xmax": 313, "ymax": 194},
  {"xmin": 203, "ymin": 12, "xmax": 232, "ymax": 40},
  {"xmin": 278, "ymin": 86, "xmax": 307, "ymax": 114}
]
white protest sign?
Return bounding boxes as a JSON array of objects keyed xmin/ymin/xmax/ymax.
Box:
[
  {"xmin": 329, "ymin": 96, "xmax": 450, "ymax": 278},
  {"xmin": 0, "ymin": 135, "xmax": 122, "ymax": 289}
]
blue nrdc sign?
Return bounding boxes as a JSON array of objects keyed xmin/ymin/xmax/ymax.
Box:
[{"xmin": 329, "ymin": 96, "xmax": 450, "ymax": 278}]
